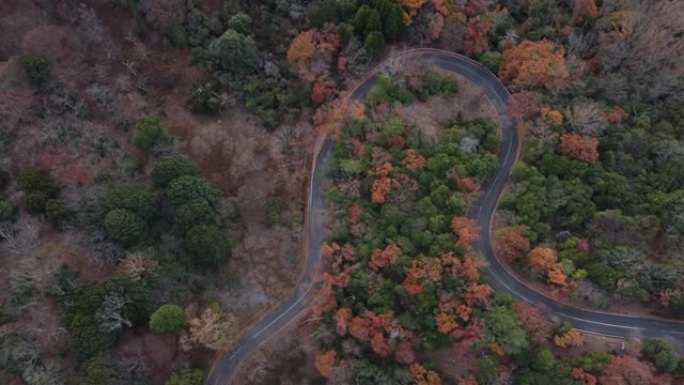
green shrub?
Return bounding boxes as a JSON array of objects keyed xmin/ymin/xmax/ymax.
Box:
[
  {"xmin": 0, "ymin": 168, "xmax": 9, "ymax": 191},
  {"xmin": 149, "ymin": 304, "xmax": 185, "ymax": 334},
  {"xmin": 185, "ymin": 224, "xmax": 231, "ymax": 267},
  {"xmin": 338, "ymin": 22, "xmax": 355, "ymax": 44},
  {"xmin": 175, "ymin": 198, "xmax": 219, "ymax": 233},
  {"xmin": 152, "ymin": 156, "xmax": 197, "ymax": 187},
  {"xmin": 78, "ymin": 355, "xmax": 115, "ymax": 385},
  {"xmin": 19, "ymin": 54, "xmax": 52, "ymax": 90},
  {"xmin": 26, "ymin": 192, "xmax": 49, "ymax": 214},
  {"xmin": 0, "ymin": 200, "xmax": 15, "ymax": 221},
  {"xmin": 45, "ymin": 199, "xmax": 73, "ymax": 228},
  {"xmin": 364, "ymin": 31, "xmax": 385, "ymax": 58},
  {"xmin": 165, "ymin": 369, "xmax": 204, "ymax": 385},
  {"xmin": 641, "ymin": 339, "xmax": 680, "ymax": 373},
  {"xmin": 367, "ymin": 75, "xmax": 412, "ymax": 105},
  {"xmin": 480, "ymin": 51, "xmax": 502, "ymax": 73},
  {"xmin": 227, "ymin": 12, "xmax": 252, "ymax": 35},
  {"xmin": 209, "ymin": 29, "xmax": 258, "ymax": 75},
  {"xmin": 104, "ymin": 209, "xmax": 147, "ymax": 243},
  {"xmin": 266, "ymin": 197, "xmax": 284, "ymax": 226},
  {"xmin": 243, "ymin": 78, "xmax": 287, "ymax": 129},
  {"xmin": 18, "ymin": 168, "xmax": 57, "ymax": 195},
  {"xmin": 168, "ymin": 176, "xmax": 220, "ymax": 208},
  {"xmin": 132, "ymin": 116, "xmax": 171, "ymax": 151},
  {"xmin": 106, "ymin": 183, "xmax": 159, "ymax": 221},
  {"xmin": 189, "ymin": 79, "xmax": 223, "ymax": 114}
]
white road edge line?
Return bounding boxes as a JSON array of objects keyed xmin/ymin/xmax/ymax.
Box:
[{"xmin": 252, "ymin": 285, "xmax": 313, "ymax": 338}]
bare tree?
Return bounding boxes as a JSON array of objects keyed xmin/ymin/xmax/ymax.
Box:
[
  {"xmin": 95, "ymin": 292, "xmax": 132, "ymax": 333},
  {"xmin": 180, "ymin": 306, "xmax": 237, "ymax": 351},
  {"xmin": 565, "ymin": 101, "xmax": 607, "ymax": 137}
]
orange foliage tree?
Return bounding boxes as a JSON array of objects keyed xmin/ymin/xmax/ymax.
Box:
[
  {"xmin": 554, "ymin": 328, "xmax": 584, "ymax": 347},
  {"xmin": 402, "ymin": 0, "xmax": 428, "ymax": 25},
  {"xmin": 349, "ymin": 204, "xmax": 362, "ymax": 225},
  {"xmin": 464, "ymin": 284, "xmax": 491, "ymax": 306},
  {"xmin": 451, "ymin": 216, "xmax": 480, "ymax": 249},
  {"xmin": 571, "ymin": 368, "xmax": 597, "ymax": 385},
  {"xmin": 401, "ymin": 149, "xmax": 426, "ymax": 172},
  {"xmin": 349, "ymin": 316, "xmax": 372, "ymax": 341},
  {"xmin": 606, "ymin": 106, "xmax": 627, "ymax": 124},
  {"xmin": 286, "ymin": 30, "xmax": 315, "ymax": 64},
  {"xmin": 494, "ymin": 226, "xmax": 531, "ymax": 263},
  {"xmin": 403, "ymin": 261, "xmax": 423, "ymax": 295},
  {"xmin": 322, "ymin": 241, "xmax": 341, "ymax": 258},
  {"xmin": 431, "ymin": 0, "xmax": 449, "ymax": 15},
  {"xmin": 395, "ymin": 342, "xmax": 416, "ymax": 364},
  {"xmin": 499, "ymin": 39, "xmax": 569, "ymax": 90},
  {"xmin": 527, "ymin": 247, "xmax": 556, "ymax": 271},
  {"xmin": 460, "ymin": 376, "xmax": 479, "ymax": 385},
  {"xmin": 370, "ymin": 162, "xmax": 397, "ymax": 204},
  {"xmin": 435, "ymin": 313, "xmax": 458, "ymax": 334},
  {"xmin": 370, "ymin": 244, "xmax": 402, "ymax": 271},
  {"xmin": 573, "ymin": 0, "xmax": 598, "ymax": 23},
  {"xmin": 548, "ymin": 267, "xmax": 568, "ymax": 288},
  {"xmin": 464, "ymin": 15, "xmax": 492, "ymax": 56},
  {"xmin": 314, "ymin": 350, "xmax": 337, "ymax": 378},
  {"xmin": 541, "ymin": 107, "xmax": 563, "ymax": 126},
  {"xmin": 370, "ymin": 333, "xmax": 392, "ymax": 357},
  {"xmin": 599, "ymin": 355, "xmax": 655, "ymax": 385},
  {"xmin": 410, "ymin": 363, "xmax": 442, "ymax": 385},
  {"xmin": 559, "ymin": 133, "xmax": 599, "ymax": 163},
  {"xmin": 371, "ymin": 177, "xmax": 394, "ymax": 203},
  {"xmin": 511, "ymin": 301, "xmax": 551, "ymax": 343},
  {"xmin": 335, "ymin": 307, "xmax": 353, "ymax": 336},
  {"xmin": 311, "ymin": 80, "xmax": 336, "ymax": 105},
  {"xmin": 459, "ymin": 255, "xmax": 482, "ymax": 282},
  {"xmin": 313, "ymin": 97, "xmax": 351, "ymax": 136}
]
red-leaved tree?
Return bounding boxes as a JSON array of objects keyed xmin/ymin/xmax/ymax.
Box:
[
  {"xmin": 559, "ymin": 133, "xmax": 599, "ymax": 163},
  {"xmin": 499, "ymin": 39, "xmax": 569, "ymax": 90},
  {"xmin": 494, "ymin": 226, "xmax": 531, "ymax": 263}
]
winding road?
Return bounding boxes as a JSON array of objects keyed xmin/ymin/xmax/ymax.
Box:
[{"xmin": 206, "ymin": 49, "xmax": 684, "ymax": 385}]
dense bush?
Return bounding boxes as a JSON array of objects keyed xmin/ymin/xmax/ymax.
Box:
[
  {"xmin": 45, "ymin": 199, "xmax": 73, "ymax": 228},
  {"xmin": 57, "ymin": 276, "xmax": 148, "ymax": 360},
  {"xmin": 364, "ymin": 31, "xmax": 385, "ymax": 58},
  {"xmin": 479, "ymin": 51, "xmax": 502, "ymax": 73},
  {"xmin": 19, "ymin": 53, "xmax": 52, "ymax": 90},
  {"xmin": 152, "ymin": 156, "xmax": 198, "ymax": 187},
  {"xmin": 25, "ymin": 191, "xmax": 49, "ymax": 214},
  {"xmin": 0, "ymin": 168, "xmax": 10, "ymax": 191},
  {"xmin": 265, "ymin": 196, "xmax": 283, "ymax": 226},
  {"xmin": 104, "ymin": 209, "xmax": 147, "ymax": 244},
  {"xmin": 227, "ymin": 12, "xmax": 251, "ymax": 35},
  {"xmin": 132, "ymin": 116, "xmax": 171, "ymax": 151},
  {"xmin": 0, "ymin": 199, "xmax": 14, "ymax": 221},
  {"xmin": 189, "ymin": 79, "xmax": 224, "ymax": 114},
  {"xmin": 165, "ymin": 369, "xmax": 204, "ymax": 385},
  {"xmin": 185, "ymin": 224, "xmax": 231, "ymax": 267},
  {"xmin": 640, "ymin": 338, "xmax": 681, "ymax": 373},
  {"xmin": 168, "ymin": 176, "xmax": 220, "ymax": 208},
  {"xmin": 106, "ymin": 183, "xmax": 159, "ymax": 221},
  {"xmin": 175, "ymin": 198, "xmax": 219, "ymax": 233},
  {"xmin": 149, "ymin": 304, "xmax": 185, "ymax": 334},
  {"xmin": 209, "ymin": 29, "xmax": 258, "ymax": 75},
  {"xmin": 18, "ymin": 168, "xmax": 58, "ymax": 196},
  {"xmin": 367, "ymin": 75, "xmax": 413, "ymax": 105},
  {"xmin": 77, "ymin": 355, "xmax": 114, "ymax": 385}
]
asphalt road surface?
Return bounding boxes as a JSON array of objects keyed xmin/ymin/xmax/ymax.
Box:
[{"xmin": 206, "ymin": 49, "xmax": 684, "ymax": 385}]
